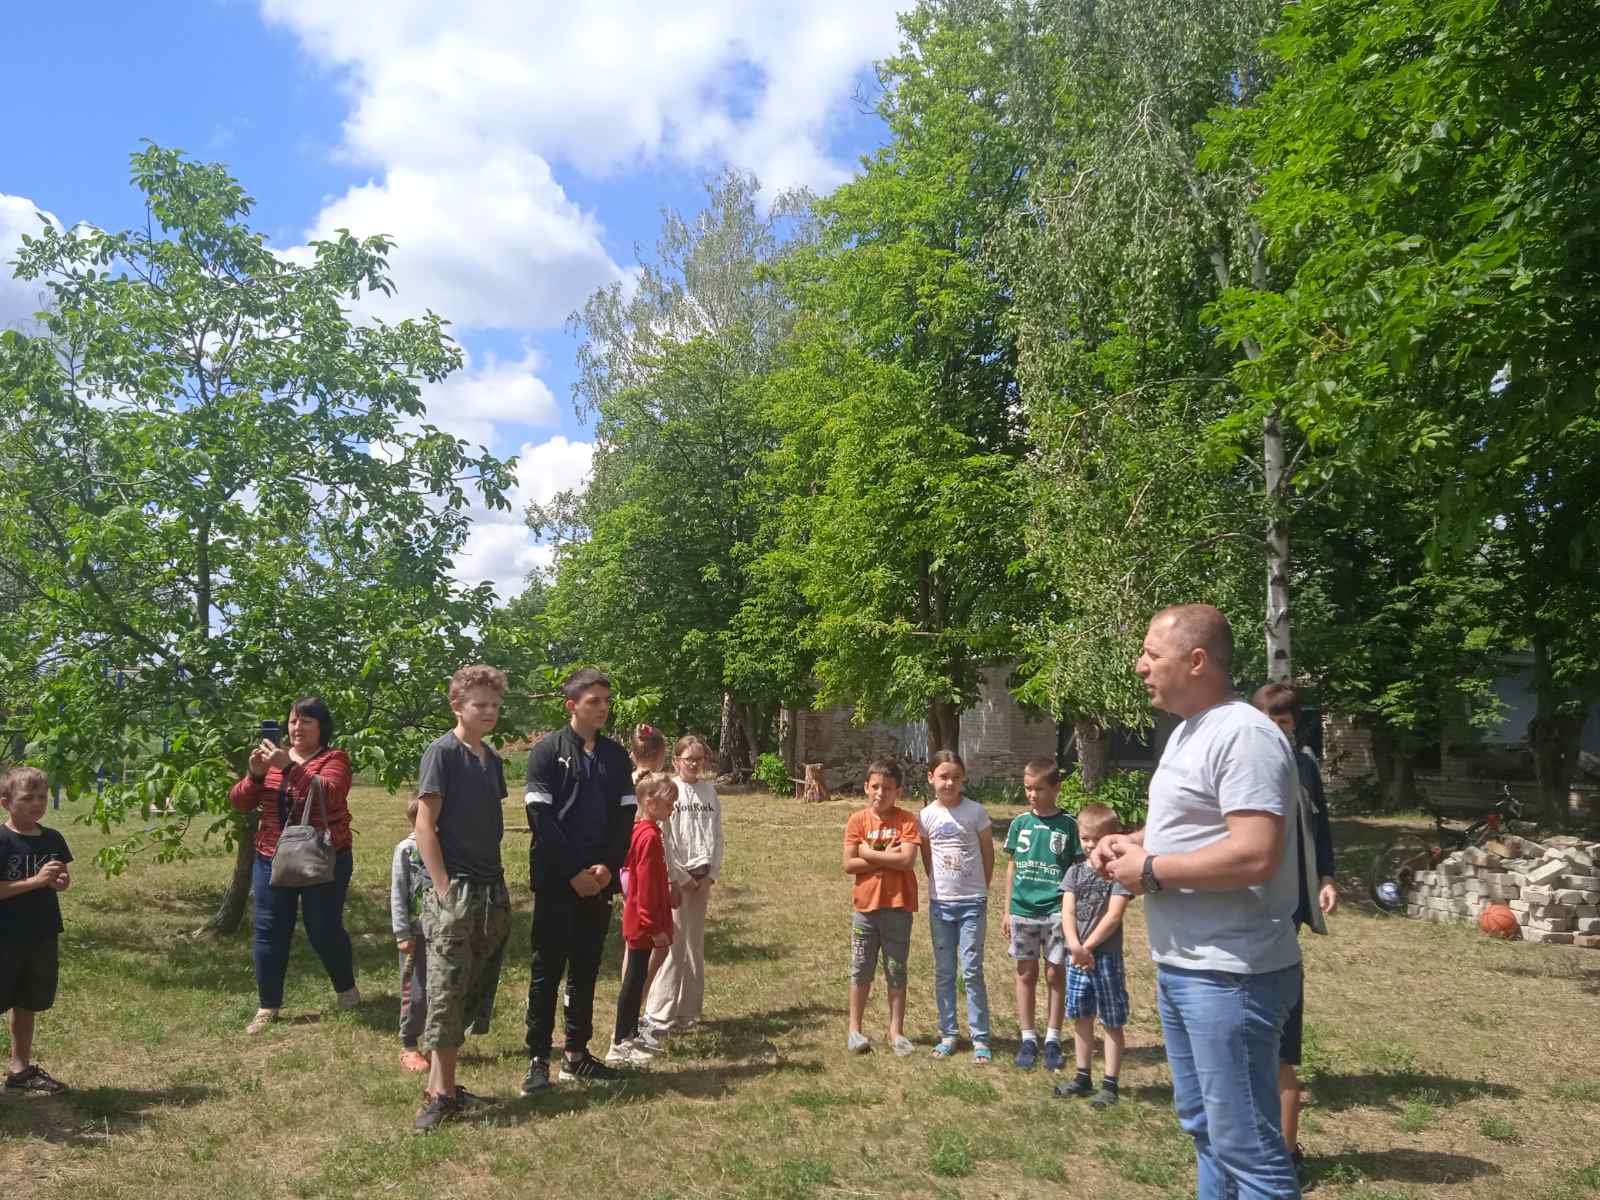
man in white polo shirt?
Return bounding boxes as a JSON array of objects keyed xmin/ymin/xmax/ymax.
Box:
[{"xmin": 1091, "ymin": 604, "xmax": 1302, "ymax": 1200}]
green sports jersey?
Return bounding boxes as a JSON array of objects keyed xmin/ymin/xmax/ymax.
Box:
[{"xmin": 1003, "ymin": 810, "xmax": 1082, "ymax": 918}]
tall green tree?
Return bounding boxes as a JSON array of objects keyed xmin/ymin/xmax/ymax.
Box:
[
  {"xmin": 1212, "ymin": 0, "xmax": 1600, "ymax": 821},
  {"xmin": 1000, "ymin": 0, "xmax": 1282, "ymax": 769},
  {"xmin": 769, "ymin": 1, "xmax": 1039, "ymax": 753},
  {"xmin": 537, "ymin": 170, "xmax": 810, "ymax": 764},
  {"xmin": 0, "ymin": 145, "xmax": 516, "ymax": 929}
]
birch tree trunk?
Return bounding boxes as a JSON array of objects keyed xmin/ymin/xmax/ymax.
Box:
[{"xmin": 1264, "ymin": 402, "xmax": 1293, "ymax": 682}]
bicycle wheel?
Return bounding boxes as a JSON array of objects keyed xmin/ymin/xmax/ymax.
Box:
[{"xmin": 1369, "ymin": 834, "xmax": 1435, "ymax": 912}]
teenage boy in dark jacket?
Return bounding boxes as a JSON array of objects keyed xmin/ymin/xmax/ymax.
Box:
[{"xmin": 521, "ymin": 668, "xmax": 637, "ymax": 1091}]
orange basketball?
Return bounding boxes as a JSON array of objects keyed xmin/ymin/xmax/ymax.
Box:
[{"xmin": 1479, "ymin": 904, "xmax": 1520, "ymax": 939}]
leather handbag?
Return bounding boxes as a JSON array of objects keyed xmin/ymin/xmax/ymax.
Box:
[{"xmin": 270, "ymin": 774, "xmax": 337, "ymax": 888}]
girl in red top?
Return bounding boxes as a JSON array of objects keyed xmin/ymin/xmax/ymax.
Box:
[
  {"xmin": 227, "ymin": 696, "xmax": 357, "ymax": 1033},
  {"xmin": 608, "ymin": 771, "xmax": 677, "ymax": 1066}
]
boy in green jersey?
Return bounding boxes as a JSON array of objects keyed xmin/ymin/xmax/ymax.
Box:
[{"xmin": 1000, "ymin": 758, "xmax": 1082, "ymax": 1070}]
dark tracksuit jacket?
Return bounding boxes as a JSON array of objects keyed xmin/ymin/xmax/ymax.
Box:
[{"xmin": 523, "ymin": 726, "xmax": 637, "ymax": 895}]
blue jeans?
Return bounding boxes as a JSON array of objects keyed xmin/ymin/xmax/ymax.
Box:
[
  {"xmin": 1156, "ymin": 963, "xmax": 1303, "ymax": 1200},
  {"xmin": 928, "ymin": 899, "xmax": 990, "ymax": 1042},
  {"xmin": 251, "ymin": 849, "xmax": 356, "ymax": 1009}
]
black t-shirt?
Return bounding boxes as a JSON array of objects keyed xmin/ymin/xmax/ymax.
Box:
[
  {"xmin": 417, "ymin": 732, "xmax": 507, "ymax": 881},
  {"xmin": 0, "ymin": 824, "xmax": 73, "ymax": 943}
]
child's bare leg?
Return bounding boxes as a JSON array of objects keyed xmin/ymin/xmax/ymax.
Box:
[
  {"xmin": 1014, "ymin": 958, "xmax": 1039, "ymax": 1033},
  {"xmin": 886, "ymin": 986, "xmax": 907, "ymax": 1041},
  {"xmin": 427, "ymin": 1045, "xmax": 457, "ymax": 1097},
  {"xmin": 1103, "ymin": 1024, "xmax": 1125, "ymax": 1078},
  {"xmin": 1072, "ymin": 1016, "xmax": 1095, "ymax": 1072},
  {"xmin": 1044, "ymin": 963, "xmax": 1066, "ymax": 1033},
  {"xmin": 1279, "ymin": 1062, "xmax": 1301, "ymax": 1149},
  {"xmin": 7, "ymin": 1008, "xmax": 34, "ymax": 1074},
  {"xmin": 848, "ymin": 982, "xmax": 871, "ymax": 1036}
]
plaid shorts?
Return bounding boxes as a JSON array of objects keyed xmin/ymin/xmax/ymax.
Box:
[
  {"xmin": 1008, "ymin": 915, "xmax": 1066, "ymax": 966},
  {"xmin": 1066, "ymin": 950, "xmax": 1129, "ymax": 1028}
]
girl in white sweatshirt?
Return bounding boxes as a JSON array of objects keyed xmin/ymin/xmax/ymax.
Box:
[{"xmin": 643, "ymin": 734, "xmax": 725, "ymax": 1032}]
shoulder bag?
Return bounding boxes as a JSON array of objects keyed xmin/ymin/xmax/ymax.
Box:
[{"xmin": 270, "ymin": 773, "xmax": 337, "ymax": 888}]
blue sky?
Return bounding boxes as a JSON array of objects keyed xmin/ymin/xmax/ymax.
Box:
[{"xmin": 1, "ymin": 0, "xmax": 904, "ymax": 600}]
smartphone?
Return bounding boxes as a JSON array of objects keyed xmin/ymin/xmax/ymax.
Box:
[{"xmin": 259, "ymin": 718, "xmax": 281, "ymax": 744}]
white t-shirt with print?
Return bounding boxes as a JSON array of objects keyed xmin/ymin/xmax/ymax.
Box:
[
  {"xmin": 918, "ymin": 797, "xmax": 991, "ymax": 903},
  {"xmin": 1142, "ymin": 699, "xmax": 1301, "ymax": 974}
]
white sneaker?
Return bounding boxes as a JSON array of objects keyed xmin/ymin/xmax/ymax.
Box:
[
  {"xmin": 605, "ymin": 1039, "xmax": 653, "ymax": 1067},
  {"xmin": 335, "ymin": 986, "xmax": 362, "ymax": 1010},
  {"xmin": 636, "ymin": 1024, "xmax": 667, "ymax": 1052}
]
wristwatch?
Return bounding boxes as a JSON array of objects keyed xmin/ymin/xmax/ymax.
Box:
[{"xmin": 1141, "ymin": 854, "xmax": 1163, "ymax": 894}]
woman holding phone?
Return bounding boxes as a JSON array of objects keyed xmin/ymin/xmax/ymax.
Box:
[{"xmin": 227, "ymin": 696, "xmax": 358, "ymax": 1033}]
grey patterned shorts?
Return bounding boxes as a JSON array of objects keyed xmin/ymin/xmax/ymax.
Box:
[
  {"xmin": 1008, "ymin": 914, "xmax": 1067, "ymax": 966},
  {"xmin": 850, "ymin": 909, "xmax": 913, "ymax": 989}
]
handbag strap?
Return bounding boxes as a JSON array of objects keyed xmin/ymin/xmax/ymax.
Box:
[{"xmin": 289, "ymin": 766, "xmax": 330, "ymax": 831}]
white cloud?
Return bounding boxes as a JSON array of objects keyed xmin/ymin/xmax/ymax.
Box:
[
  {"xmin": 260, "ymin": 1, "xmax": 905, "ymax": 337},
  {"xmin": 0, "ymin": 194, "xmax": 62, "ymax": 333},
  {"xmin": 296, "ymin": 153, "xmax": 621, "ymax": 330},
  {"xmin": 261, "ymin": 1, "xmax": 904, "ymax": 192},
  {"xmin": 453, "ymin": 434, "xmax": 594, "ymax": 602},
  {"xmin": 419, "ymin": 346, "xmax": 559, "ymax": 449}
]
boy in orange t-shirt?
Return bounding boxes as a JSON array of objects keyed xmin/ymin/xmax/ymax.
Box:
[{"xmin": 842, "ymin": 759, "xmax": 920, "ymax": 1056}]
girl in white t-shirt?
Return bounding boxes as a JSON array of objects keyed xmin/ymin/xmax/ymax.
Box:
[{"xmin": 918, "ymin": 750, "xmax": 995, "ymax": 1062}]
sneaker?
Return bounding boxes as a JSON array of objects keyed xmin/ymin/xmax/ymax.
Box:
[
  {"xmin": 605, "ymin": 1039, "xmax": 653, "ymax": 1067},
  {"xmin": 4, "ymin": 1065, "xmax": 67, "ymax": 1095},
  {"xmin": 1089, "ymin": 1085, "xmax": 1119, "ymax": 1109},
  {"xmin": 846, "ymin": 1031, "xmax": 871, "ymax": 1054},
  {"xmin": 891, "ymin": 1035, "xmax": 915, "ymax": 1057},
  {"xmin": 335, "ymin": 986, "xmax": 362, "ymax": 1010},
  {"xmin": 246, "ymin": 1008, "xmax": 279, "ymax": 1035},
  {"xmin": 412, "ymin": 1090, "xmax": 460, "ymax": 1133},
  {"xmin": 636, "ymin": 1024, "xmax": 667, "ymax": 1052},
  {"xmin": 1014, "ymin": 1039, "xmax": 1039, "ymax": 1069},
  {"xmin": 1052, "ymin": 1075, "xmax": 1094, "ymax": 1099},
  {"xmin": 519, "ymin": 1058, "xmax": 551, "ymax": 1095},
  {"xmin": 1042, "ymin": 1040, "xmax": 1066, "ymax": 1072},
  {"xmin": 453, "ymin": 1085, "xmax": 496, "ymax": 1111},
  {"xmin": 558, "ymin": 1050, "xmax": 622, "ymax": 1083},
  {"xmin": 399, "ymin": 1049, "xmax": 430, "ymax": 1072}
]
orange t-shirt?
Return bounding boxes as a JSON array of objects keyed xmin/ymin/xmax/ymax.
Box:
[{"xmin": 844, "ymin": 804, "xmax": 921, "ymax": 913}]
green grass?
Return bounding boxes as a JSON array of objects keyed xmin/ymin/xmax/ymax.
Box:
[{"xmin": 2, "ymin": 791, "xmax": 1596, "ymax": 1199}]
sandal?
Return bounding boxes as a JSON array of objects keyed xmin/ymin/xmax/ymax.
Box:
[
  {"xmin": 972, "ymin": 1043, "xmax": 993, "ymax": 1065},
  {"xmin": 246, "ymin": 1008, "xmax": 279, "ymax": 1035},
  {"xmin": 931, "ymin": 1039, "xmax": 958, "ymax": 1059}
]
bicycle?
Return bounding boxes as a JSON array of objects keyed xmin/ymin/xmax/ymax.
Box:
[{"xmin": 1368, "ymin": 783, "xmax": 1524, "ymax": 912}]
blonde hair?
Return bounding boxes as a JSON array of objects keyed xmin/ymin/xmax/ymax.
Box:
[
  {"xmin": 0, "ymin": 765, "xmax": 48, "ymax": 807},
  {"xmin": 673, "ymin": 734, "xmax": 712, "ymax": 769},
  {"xmin": 1076, "ymin": 803, "xmax": 1122, "ymax": 840},
  {"xmin": 449, "ymin": 664, "xmax": 508, "ymax": 706},
  {"xmin": 635, "ymin": 771, "xmax": 676, "ymax": 807}
]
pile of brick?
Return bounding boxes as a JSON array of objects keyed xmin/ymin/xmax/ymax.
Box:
[{"xmin": 1404, "ymin": 834, "xmax": 1600, "ymax": 948}]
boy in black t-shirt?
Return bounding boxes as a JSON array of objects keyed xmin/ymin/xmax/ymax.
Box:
[{"xmin": 0, "ymin": 765, "xmax": 72, "ymax": 1094}]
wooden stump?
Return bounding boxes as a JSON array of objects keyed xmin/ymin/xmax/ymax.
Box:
[{"xmin": 801, "ymin": 763, "xmax": 831, "ymax": 804}]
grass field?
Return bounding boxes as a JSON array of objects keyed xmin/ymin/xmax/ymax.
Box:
[{"xmin": 3, "ymin": 786, "xmax": 1599, "ymax": 1200}]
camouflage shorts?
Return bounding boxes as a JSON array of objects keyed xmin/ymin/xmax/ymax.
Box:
[{"xmin": 421, "ymin": 876, "xmax": 511, "ymax": 1052}]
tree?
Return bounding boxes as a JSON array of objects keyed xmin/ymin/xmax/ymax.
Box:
[
  {"xmin": 769, "ymin": 1, "xmax": 1039, "ymax": 753},
  {"xmin": 999, "ymin": 0, "xmax": 1282, "ymax": 769},
  {"xmin": 536, "ymin": 170, "xmax": 810, "ymax": 766},
  {"xmin": 1212, "ymin": 0, "xmax": 1600, "ymax": 822},
  {"xmin": 0, "ymin": 145, "xmax": 516, "ymax": 929}
]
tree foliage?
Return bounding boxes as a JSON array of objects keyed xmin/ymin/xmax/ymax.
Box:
[{"xmin": 0, "ymin": 145, "xmax": 518, "ymax": 886}]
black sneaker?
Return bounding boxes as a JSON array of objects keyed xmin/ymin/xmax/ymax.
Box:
[
  {"xmin": 558, "ymin": 1050, "xmax": 622, "ymax": 1083},
  {"xmin": 412, "ymin": 1090, "xmax": 461, "ymax": 1133},
  {"xmin": 5, "ymin": 1065, "xmax": 67, "ymax": 1095},
  {"xmin": 520, "ymin": 1058, "xmax": 551, "ymax": 1095},
  {"xmin": 1089, "ymin": 1085, "xmax": 1119, "ymax": 1108},
  {"xmin": 454, "ymin": 1085, "xmax": 496, "ymax": 1111},
  {"xmin": 1052, "ymin": 1076, "xmax": 1094, "ymax": 1099}
]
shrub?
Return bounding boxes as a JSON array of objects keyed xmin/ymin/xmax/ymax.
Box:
[
  {"xmin": 753, "ymin": 752, "xmax": 790, "ymax": 795},
  {"xmin": 1059, "ymin": 769, "xmax": 1150, "ymax": 828}
]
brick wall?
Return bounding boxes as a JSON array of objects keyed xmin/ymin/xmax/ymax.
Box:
[
  {"xmin": 792, "ymin": 665, "xmax": 1057, "ymax": 788},
  {"xmin": 1322, "ymin": 712, "xmax": 1375, "ymax": 792}
]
